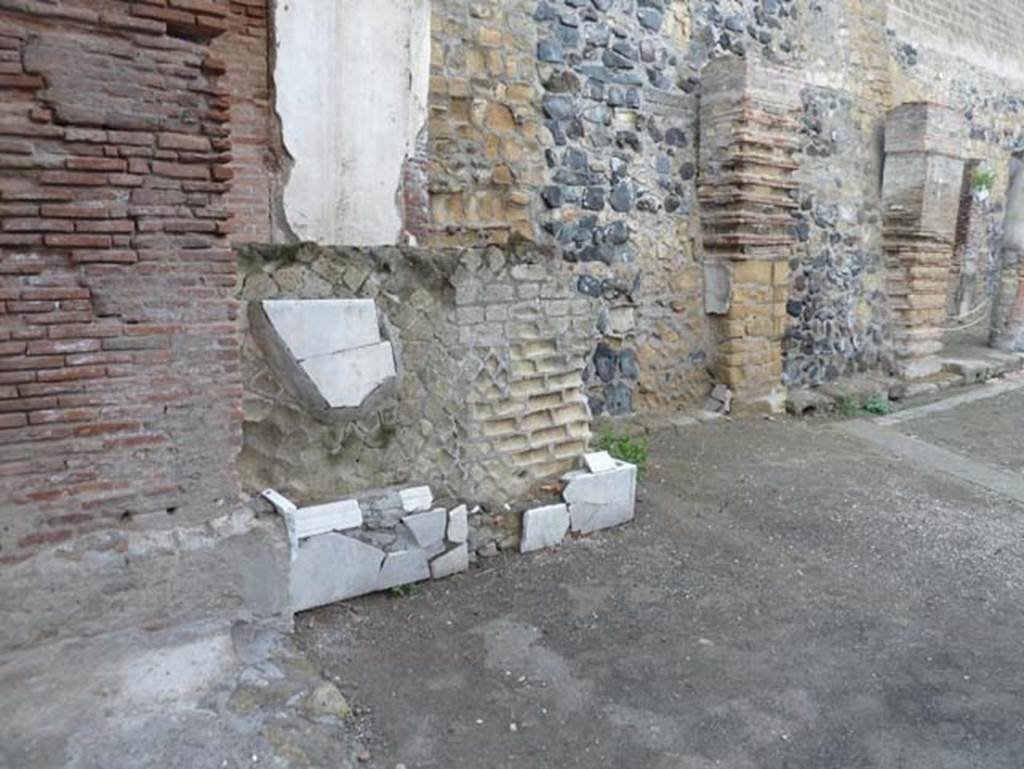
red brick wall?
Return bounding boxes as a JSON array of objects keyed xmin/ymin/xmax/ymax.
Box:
[
  {"xmin": 213, "ymin": 0, "xmax": 275, "ymax": 244},
  {"xmin": 0, "ymin": 0, "xmax": 244, "ymax": 565}
]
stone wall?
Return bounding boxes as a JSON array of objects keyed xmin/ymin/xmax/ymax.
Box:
[
  {"xmin": 0, "ymin": 0, "xmax": 288, "ymax": 652},
  {"xmin": 237, "ymin": 243, "xmax": 597, "ymax": 508}
]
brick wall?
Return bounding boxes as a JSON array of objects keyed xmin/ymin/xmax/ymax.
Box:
[
  {"xmin": 212, "ymin": 0, "xmax": 275, "ymax": 244},
  {"xmin": 887, "ymin": 0, "xmax": 1024, "ymax": 74},
  {"xmin": 0, "ymin": 1, "xmax": 242, "ymax": 572}
]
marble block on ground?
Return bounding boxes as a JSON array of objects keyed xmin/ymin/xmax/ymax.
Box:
[
  {"xmin": 447, "ymin": 505, "xmax": 468, "ymax": 543},
  {"xmin": 430, "ymin": 543, "xmax": 469, "ymax": 579},
  {"xmin": 563, "ymin": 461, "xmax": 636, "ymax": 535},
  {"xmin": 583, "ymin": 451, "xmax": 617, "ymax": 473},
  {"xmin": 399, "ymin": 485, "xmax": 433, "ymax": 513},
  {"xmin": 520, "ymin": 503, "xmax": 570, "ymax": 553},
  {"xmin": 293, "ymin": 498, "xmax": 362, "ymax": 539},
  {"xmin": 291, "ymin": 533, "xmax": 385, "ymax": 612},
  {"xmin": 401, "ymin": 508, "xmax": 446, "ymax": 548},
  {"xmin": 377, "ymin": 550, "xmax": 431, "ymax": 591}
]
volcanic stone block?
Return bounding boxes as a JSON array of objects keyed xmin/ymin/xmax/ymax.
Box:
[{"xmin": 520, "ymin": 504, "xmax": 571, "ymax": 553}]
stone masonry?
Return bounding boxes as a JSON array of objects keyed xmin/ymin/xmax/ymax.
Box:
[
  {"xmin": 237, "ymin": 243, "xmax": 597, "ymax": 509},
  {"xmin": 4, "ymin": 0, "xmax": 1024, "ymax": 647},
  {"xmin": 882, "ymin": 103, "xmax": 967, "ymax": 378},
  {"xmin": 699, "ymin": 54, "xmax": 800, "ymax": 412}
]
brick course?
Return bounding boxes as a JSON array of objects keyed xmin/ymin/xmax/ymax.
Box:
[{"xmin": 0, "ymin": 1, "xmax": 242, "ymax": 565}]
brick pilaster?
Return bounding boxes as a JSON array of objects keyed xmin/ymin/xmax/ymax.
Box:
[{"xmin": 698, "ymin": 54, "xmax": 801, "ymax": 413}]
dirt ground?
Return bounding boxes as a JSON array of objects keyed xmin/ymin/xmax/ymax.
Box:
[
  {"xmin": 3, "ymin": 377, "xmax": 1023, "ymax": 769},
  {"xmin": 299, "ymin": 381, "xmax": 1024, "ymax": 769}
]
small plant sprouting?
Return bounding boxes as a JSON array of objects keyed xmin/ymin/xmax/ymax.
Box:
[
  {"xmin": 970, "ymin": 167, "xmax": 996, "ymax": 193},
  {"xmin": 596, "ymin": 426, "xmax": 649, "ymax": 476},
  {"xmin": 836, "ymin": 393, "xmax": 891, "ymax": 418},
  {"xmin": 863, "ymin": 394, "xmax": 891, "ymax": 416},
  {"xmin": 837, "ymin": 396, "xmax": 860, "ymax": 418},
  {"xmin": 389, "ymin": 583, "xmax": 416, "ymax": 599}
]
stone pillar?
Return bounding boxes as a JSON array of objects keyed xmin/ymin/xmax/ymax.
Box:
[
  {"xmin": 881, "ymin": 103, "xmax": 967, "ymax": 378},
  {"xmin": 698, "ymin": 55, "xmax": 801, "ymax": 414}
]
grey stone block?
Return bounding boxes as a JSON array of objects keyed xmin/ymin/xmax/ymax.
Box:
[
  {"xmin": 563, "ymin": 462, "xmax": 636, "ymax": 535},
  {"xmin": 520, "ymin": 504, "xmax": 570, "ymax": 553},
  {"xmin": 291, "ymin": 533, "xmax": 385, "ymax": 612},
  {"xmin": 377, "ymin": 550, "xmax": 431, "ymax": 591},
  {"xmin": 401, "ymin": 508, "xmax": 446, "ymax": 548},
  {"xmin": 430, "ymin": 543, "xmax": 469, "ymax": 579}
]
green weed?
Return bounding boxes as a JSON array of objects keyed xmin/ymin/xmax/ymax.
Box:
[{"xmin": 595, "ymin": 427, "xmax": 649, "ymax": 476}]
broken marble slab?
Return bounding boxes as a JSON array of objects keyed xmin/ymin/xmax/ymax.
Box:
[
  {"xmin": 377, "ymin": 549, "xmax": 431, "ymax": 591},
  {"xmin": 401, "ymin": 508, "xmax": 446, "ymax": 549},
  {"xmin": 520, "ymin": 503, "xmax": 570, "ymax": 553},
  {"xmin": 262, "ymin": 298, "xmax": 381, "ymax": 361},
  {"xmin": 399, "ymin": 485, "xmax": 433, "ymax": 513},
  {"xmin": 583, "ymin": 450, "xmax": 617, "ymax": 474},
  {"xmin": 261, "ymin": 488, "xmax": 300, "ymax": 559},
  {"xmin": 291, "ymin": 533, "xmax": 385, "ymax": 612},
  {"xmin": 563, "ymin": 460, "xmax": 636, "ymax": 535},
  {"xmin": 430, "ymin": 543, "xmax": 469, "ymax": 579},
  {"xmin": 446, "ymin": 504, "xmax": 468, "ymax": 543},
  {"xmin": 301, "ymin": 341, "xmax": 396, "ymax": 409},
  {"xmin": 292, "ymin": 498, "xmax": 362, "ymax": 539}
]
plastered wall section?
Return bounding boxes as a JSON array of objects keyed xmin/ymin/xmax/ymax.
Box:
[{"xmin": 273, "ymin": 0, "xmax": 430, "ymax": 246}]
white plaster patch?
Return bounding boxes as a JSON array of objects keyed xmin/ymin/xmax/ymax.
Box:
[
  {"xmin": 520, "ymin": 504, "xmax": 570, "ymax": 553},
  {"xmin": 274, "ymin": 0, "xmax": 430, "ymax": 245},
  {"xmin": 262, "ymin": 299, "xmax": 380, "ymax": 360}
]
